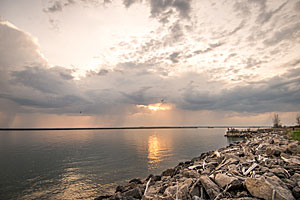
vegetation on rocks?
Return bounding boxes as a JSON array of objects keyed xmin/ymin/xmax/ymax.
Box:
[{"xmin": 292, "ymin": 130, "xmax": 300, "ymax": 141}]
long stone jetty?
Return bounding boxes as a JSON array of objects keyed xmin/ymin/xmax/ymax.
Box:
[{"xmin": 95, "ymin": 128, "xmax": 300, "ymax": 200}]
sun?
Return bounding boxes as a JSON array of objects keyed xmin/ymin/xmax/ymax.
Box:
[{"xmin": 137, "ymin": 103, "xmax": 172, "ymax": 111}]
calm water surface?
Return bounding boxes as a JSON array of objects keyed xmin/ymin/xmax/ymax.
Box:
[{"xmin": 0, "ymin": 128, "xmax": 240, "ymax": 199}]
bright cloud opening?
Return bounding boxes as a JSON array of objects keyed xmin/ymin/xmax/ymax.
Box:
[{"xmin": 137, "ymin": 103, "xmax": 172, "ymax": 112}]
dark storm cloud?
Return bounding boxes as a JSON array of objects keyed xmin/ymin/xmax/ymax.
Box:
[
  {"xmin": 11, "ymin": 66, "xmax": 75, "ymax": 94},
  {"xmin": 179, "ymin": 69, "xmax": 300, "ymax": 113},
  {"xmin": 120, "ymin": 86, "xmax": 155, "ymax": 105},
  {"xmin": 0, "ymin": 93, "xmax": 87, "ymax": 109},
  {"xmin": 2, "ymin": 62, "xmax": 300, "ymax": 115}
]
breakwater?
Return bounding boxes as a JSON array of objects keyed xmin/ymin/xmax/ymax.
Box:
[
  {"xmin": 0, "ymin": 125, "xmax": 270, "ymax": 131},
  {"xmin": 95, "ymin": 129, "xmax": 300, "ymax": 200}
]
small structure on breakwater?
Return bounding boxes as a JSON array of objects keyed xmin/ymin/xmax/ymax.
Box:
[
  {"xmin": 225, "ymin": 128, "xmax": 254, "ymax": 137},
  {"xmin": 225, "ymin": 128, "xmax": 278, "ymax": 137}
]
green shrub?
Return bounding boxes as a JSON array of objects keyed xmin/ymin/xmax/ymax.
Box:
[{"xmin": 292, "ymin": 130, "xmax": 300, "ymax": 141}]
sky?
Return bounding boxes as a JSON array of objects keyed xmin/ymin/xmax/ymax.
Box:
[{"xmin": 0, "ymin": 0, "xmax": 299, "ymax": 127}]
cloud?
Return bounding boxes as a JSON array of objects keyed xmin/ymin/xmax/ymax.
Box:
[
  {"xmin": 123, "ymin": 0, "xmax": 138, "ymax": 8},
  {"xmin": 0, "ymin": 21, "xmax": 46, "ymax": 70},
  {"xmin": 263, "ymin": 23, "xmax": 300, "ymax": 46},
  {"xmin": 44, "ymin": 1, "xmax": 64, "ymax": 13},
  {"xmin": 180, "ymin": 69, "xmax": 300, "ymax": 112},
  {"xmin": 169, "ymin": 52, "xmax": 180, "ymax": 63},
  {"xmin": 43, "ymin": 0, "xmax": 107, "ymax": 13},
  {"xmin": 2, "ymin": 0, "xmax": 300, "ymax": 125},
  {"xmin": 244, "ymin": 57, "xmax": 262, "ymax": 69},
  {"xmin": 295, "ymin": 1, "xmax": 300, "ymax": 12},
  {"xmin": 11, "ymin": 66, "xmax": 75, "ymax": 94}
]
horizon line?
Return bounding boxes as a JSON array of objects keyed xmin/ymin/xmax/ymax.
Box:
[{"xmin": 0, "ymin": 125, "xmax": 272, "ymax": 131}]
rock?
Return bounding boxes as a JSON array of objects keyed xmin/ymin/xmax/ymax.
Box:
[
  {"xmin": 266, "ymin": 146, "xmax": 282, "ymax": 157},
  {"xmin": 164, "ymin": 185, "xmax": 177, "ymax": 197},
  {"xmin": 199, "ymin": 175, "xmax": 221, "ymax": 199},
  {"xmin": 287, "ymin": 141, "xmax": 300, "ymax": 155},
  {"xmin": 182, "ymin": 169, "xmax": 199, "ymax": 178},
  {"xmin": 282, "ymin": 178, "xmax": 296, "ymax": 190},
  {"xmin": 123, "ymin": 187, "xmax": 142, "ymax": 199},
  {"xmin": 158, "ymin": 185, "xmax": 168, "ymax": 194},
  {"xmin": 153, "ymin": 175, "xmax": 161, "ymax": 182},
  {"xmin": 219, "ymin": 198, "xmax": 260, "ymax": 200},
  {"xmin": 94, "ymin": 195, "xmax": 112, "ymax": 200},
  {"xmin": 291, "ymin": 173, "xmax": 300, "ymax": 186},
  {"xmin": 189, "ymin": 180, "xmax": 200, "ymax": 197},
  {"xmin": 115, "ymin": 185, "xmax": 125, "ymax": 193},
  {"xmin": 202, "ymin": 168, "xmax": 211, "ymax": 175},
  {"xmin": 215, "ymin": 173, "xmax": 238, "ymax": 188},
  {"xmin": 292, "ymin": 186, "xmax": 300, "ymax": 199},
  {"xmin": 177, "ymin": 180, "xmax": 192, "ymax": 199},
  {"xmin": 269, "ymin": 168, "xmax": 290, "ymax": 179},
  {"xmin": 245, "ymin": 176, "xmax": 295, "ymax": 200},
  {"xmin": 192, "ymin": 196, "xmax": 201, "ymax": 200},
  {"xmin": 281, "ymin": 154, "xmax": 300, "ymax": 165},
  {"xmin": 161, "ymin": 168, "xmax": 176, "ymax": 177},
  {"xmin": 129, "ymin": 178, "xmax": 143, "ymax": 184}
]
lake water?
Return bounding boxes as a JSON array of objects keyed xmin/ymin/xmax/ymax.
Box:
[{"xmin": 0, "ymin": 128, "xmax": 241, "ymax": 200}]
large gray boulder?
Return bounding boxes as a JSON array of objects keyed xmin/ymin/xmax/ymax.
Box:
[{"xmin": 245, "ymin": 176, "xmax": 295, "ymax": 200}]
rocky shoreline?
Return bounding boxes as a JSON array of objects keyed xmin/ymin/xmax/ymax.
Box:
[{"xmin": 95, "ymin": 129, "xmax": 300, "ymax": 200}]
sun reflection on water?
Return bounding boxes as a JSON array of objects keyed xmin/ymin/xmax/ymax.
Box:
[{"xmin": 147, "ymin": 134, "xmax": 172, "ymax": 169}]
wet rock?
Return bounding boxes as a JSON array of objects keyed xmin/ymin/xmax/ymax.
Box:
[
  {"xmin": 158, "ymin": 185, "xmax": 168, "ymax": 194},
  {"xmin": 199, "ymin": 175, "xmax": 221, "ymax": 199},
  {"xmin": 245, "ymin": 176, "xmax": 295, "ymax": 200},
  {"xmin": 161, "ymin": 168, "xmax": 176, "ymax": 177},
  {"xmin": 115, "ymin": 185, "xmax": 125, "ymax": 193},
  {"xmin": 292, "ymin": 186, "xmax": 300, "ymax": 199},
  {"xmin": 94, "ymin": 195, "xmax": 112, "ymax": 200},
  {"xmin": 129, "ymin": 178, "xmax": 143, "ymax": 184},
  {"xmin": 123, "ymin": 187, "xmax": 142, "ymax": 199}
]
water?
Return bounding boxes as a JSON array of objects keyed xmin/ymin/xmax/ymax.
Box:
[{"xmin": 0, "ymin": 128, "xmax": 241, "ymax": 200}]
